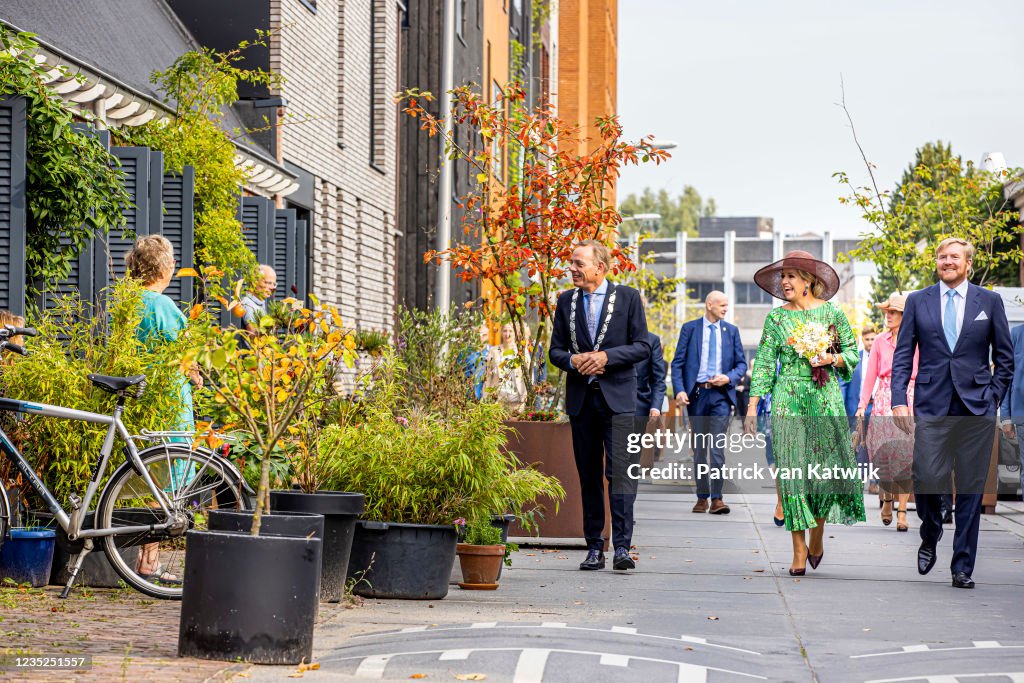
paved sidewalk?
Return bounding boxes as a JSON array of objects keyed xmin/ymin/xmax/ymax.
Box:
[{"xmin": 249, "ymin": 492, "xmax": 1024, "ymax": 683}]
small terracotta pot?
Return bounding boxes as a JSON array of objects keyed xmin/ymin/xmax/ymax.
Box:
[{"xmin": 456, "ymin": 543, "xmax": 505, "ymax": 589}]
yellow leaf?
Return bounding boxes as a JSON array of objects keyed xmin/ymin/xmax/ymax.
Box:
[
  {"xmin": 189, "ymin": 303, "xmax": 205, "ymax": 320},
  {"xmin": 476, "ymin": 173, "xmax": 488, "ymax": 184},
  {"xmin": 410, "ymin": 675, "xmax": 428, "ymax": 680},
  {"xmin": 177, "ymin": 267, "xmax": 200, "ymax": 278},
  {"xmin": 276, "ymin": 388, "xmax": 289, "ymax": 403}
]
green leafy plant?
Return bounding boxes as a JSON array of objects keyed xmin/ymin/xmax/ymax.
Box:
[
  {"xmin": 0, "ymin": 27, "xmax": 130, "ymax": 290},
  {"xmin": 459, "ymin": 517, "xmax": 503, "ymax": 546},
  {"xmin": 124, "ymin": 33, "xmax": 283, "ymax": 288},
  {"xmin": 0, "ymin": 278, "xmax": 192, "ymax": 505},
  {"xmin": 353, "ymin": 328, "xmax": 391, "ymax": 357},
  {"xmin": 322, "ymin": 351, "xmax": 564, "ymax": 528}
]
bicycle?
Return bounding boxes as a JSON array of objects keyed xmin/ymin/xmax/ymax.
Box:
[{"xmin": 0, "ymin": 324, "xmax": 253, "ymax": 599}]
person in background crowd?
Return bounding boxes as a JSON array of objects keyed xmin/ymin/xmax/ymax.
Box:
[
  {"xmin": 844, "ymin": 325, "xmax": 878, "ymax": 493},
  {"xmin": 550, "ymin": 240, "xmax": 651, "ymax": 572},
  {"xmin": 241, "ymin": 264, "xmax": 277, "ymax": 334},
  {"xmin": 857, "ymin": 294, "xmax": 917, "ymax": 532},
  {"xmin": 891, "ymin": 237, "xmax": 1013, "ymax": 589},
  {"xmin": 671, "ymin": 291, "xmax": 747, "ymax": 515},
  {"xmin": 635, "ymin": 301, "xmax": 666, "ymax": 418},
  {"xmin": 125, "ymin": 235, "xmax": 202, "ymax": 585},
  {"xmin": 999, "ymin": 323, "xmax": 1024, "ymax": 501},
  {"xmin": 465, "ymin": 322, "xmax": 491, "ymax": 400},
  {"xmin": 485, "ymin": 322, "xmax": 528, "ymax": 413}
]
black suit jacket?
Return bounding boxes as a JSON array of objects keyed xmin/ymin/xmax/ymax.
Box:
[
  {"xmin": 634, "ymin": 332, "xmax": 666, "ymax": 415},
  {"xmin": 550, "ymin": 283, "xmax": 651, "ymax": 416}
]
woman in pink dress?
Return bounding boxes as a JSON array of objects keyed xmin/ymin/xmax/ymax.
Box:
[{"xmin": 856, "ymin": 292, "xmax": 918, "ymax": 532}]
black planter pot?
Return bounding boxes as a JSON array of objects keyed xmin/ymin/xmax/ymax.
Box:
[
  {"xmin": 270, "ymin": 490, "xmax": 365, "ymax": 603},
  {"xmin": 178, "ymin": 527, "xmax": 321, "ymax": 664},
  {"xmin": 491, "ymin": 514, "xmax": 516, "ymax": 580},
  {"xmin": 347, "ymin": 521, "xmax": 457, "ymax": 600},
  {"xmin": 207, "ymin": 509, "xmax": 325, "ymax": 540}
]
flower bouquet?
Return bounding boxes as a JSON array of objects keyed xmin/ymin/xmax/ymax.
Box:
[{"xmin": 788, "ymin": 321, "xmax": 840, "ymax": 387}]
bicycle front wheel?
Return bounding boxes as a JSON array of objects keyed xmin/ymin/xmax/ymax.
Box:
[{"xmin": 96, "ymin": 445, "xmax": 252, "ymax": 599}]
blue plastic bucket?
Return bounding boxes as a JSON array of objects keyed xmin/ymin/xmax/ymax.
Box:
[{"xmin": 0, "ymin": 528, "xmax": 57, "ymax": 587}]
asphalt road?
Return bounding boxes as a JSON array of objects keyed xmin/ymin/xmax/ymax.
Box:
[{"xmin": 250, "ymin": 492, "xmax": 1024, "ymax": 683}]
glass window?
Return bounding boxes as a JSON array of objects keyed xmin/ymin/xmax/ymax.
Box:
[{"xmin": 687, "ymin": 281, "xmax": 724, "ymax": 303}]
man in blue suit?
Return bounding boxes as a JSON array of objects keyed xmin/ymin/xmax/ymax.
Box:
[
  {"xmin": 999, "ymin": 323, "xmax": 1024, "ymax": 501},
  {"xmin": 635, "ymin": 329, "xmax": 667, "ymax": 417},
  {"xmin": 671, "ymin": 291, "xmax": 747, "ymax": 514},
  {"xmin": 892, "ymin": 238, "xmax": 1014, "ymax": 589},
  {"xmin": 550, "ymin": 240, "xmax": 651, "ymax": 572}
]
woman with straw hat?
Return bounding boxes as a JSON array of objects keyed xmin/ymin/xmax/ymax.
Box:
[
  {"xmin": 855, "ymin": 292, "xmax": 918, "ymax": 532},
  {"xmin": 743, "ymin": 251, "xmax": 866, "ymax": 576}
]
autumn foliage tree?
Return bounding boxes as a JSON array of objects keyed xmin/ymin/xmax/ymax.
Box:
[{"xmin": 398, "ymin": 84, "xmax": 669, "ymax": 411}]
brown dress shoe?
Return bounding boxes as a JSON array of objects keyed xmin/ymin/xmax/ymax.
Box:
[
  {"xmin": 692, "ymin": 499, "xmax": 709, "ymax": 513},
  {"xmin": 709, "ymin": 499, "xmax": 731, "ymax": 515}
]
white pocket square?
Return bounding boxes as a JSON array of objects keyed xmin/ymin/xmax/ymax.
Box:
[{"xmin": 975, "ymin": 310, "xmax": 988, "ymax": 321}]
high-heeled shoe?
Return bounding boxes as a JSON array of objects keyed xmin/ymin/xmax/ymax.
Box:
[
  {"xmin": 789, "ymin": 567, "xmax": 806, "ymax": 576},
  {"xmin": 881, "ymin": 499, "xmax": 893, "ymax": 526},
  {"xmin": 773, "ymin": 514, "xmax": 786, "ymax": 527},
  {"xmin": 808, "ymin": 551, "xmax": 823, "ymax": 570},
  {"xmin": 896, "ymin": 510, "xmax": 908, "ymax": 532}
]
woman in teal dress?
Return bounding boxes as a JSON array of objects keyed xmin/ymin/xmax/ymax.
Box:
[
  {"xmin": 125, "ymin": 235, "xmax": 201, "ymax": 583},
  {"xmin": 742, "ymin": 251, "xmax": 866, "ymax": 576}
]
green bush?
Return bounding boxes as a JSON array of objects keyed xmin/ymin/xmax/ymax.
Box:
[
  {"xmin": 321, "ymin": 352, "xmax": 563, "ymax": 527},
  {"xmin": 461, "ymin": 517, "xmax": 503, "ymax": 546},
  {"xmin": 0, "ymin": 279, "xmax": 191, "ymax": 505}
]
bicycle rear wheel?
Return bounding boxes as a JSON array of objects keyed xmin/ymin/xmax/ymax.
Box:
[
  {"xmin": 0, "ymin": 480, "xmax": 8, "ymax": 551},
  {"xmin": 96, "ymin": 445, "xmax": 252, "ymax": 599}
]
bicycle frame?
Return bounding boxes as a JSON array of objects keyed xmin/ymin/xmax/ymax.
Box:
[{"xmin": 0, "ymin": 396, "xmax": 173, "ymax": 541}]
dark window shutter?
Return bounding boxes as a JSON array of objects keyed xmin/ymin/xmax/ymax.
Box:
[
  {"xmin": 70, "ymin": 123, "xmax": 110, "ymax": 151},
  {"xmin": 0, "ymin": 96, "xmax": 27, "ymax": 317},
  {"xmin": 294, "ymin": 219, "xmax": 308, "ymax": 303},
  {"xmin": 98, "ymin": 146, "xmax": 152, "ymax": 291},
  {"xmin": 273, "ymin": 208, "xmax": 296, "ymax": 300},
  {"xmin": 240, "ymin": 196, "xmax": 274, "ymax": 265},
  {"xmin": 149, "ymin": 151, "xmax": 164, "ymax": 236},
  {"xmin": 160, "ymin": 166, "xmax": 196, "ymax": 306}
]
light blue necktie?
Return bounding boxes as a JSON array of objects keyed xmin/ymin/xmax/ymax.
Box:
[
  {"xmin": 586, "ymin": 292, "xmax": 598, "ymax": 343},
  {"xmin": 943, "ymin": 290, "xmax": 958, "ymax": 351},
  {"xmin": 707, "ymin": 324, "xmax": 718, "ymax": 377}
]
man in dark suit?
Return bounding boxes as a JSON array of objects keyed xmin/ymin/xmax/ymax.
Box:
[
  {"xmin": 670, "ymin": 291, "xmax": 747, "ymax": 514},
  {"xmin": 635, "ymin": 329, "xmax": 666, "ymax": 417},
  {"xmin": 892, "ymin": 237, "xmax": 1014, "ymax": 589},
  {"xmin": 999, "ymin": 323, "xmax": 1024, "ymax": 501},
  {"xmin": 550, "ymin": 240, "xmax": 651, "ymax": 571}
]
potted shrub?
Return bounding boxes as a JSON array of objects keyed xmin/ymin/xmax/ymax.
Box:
[
  {"xmin": 455, "ymin": 517, "xmax": 506, "ymax": 590},
  {"xmin": 324, "ymin": 352, "xmax": 564, "ymax": 600},
  {"xmin": 177, "ymin": 287, "xmax": 357, "ymax": 664},
  {"xmin": 398, "ymin": 84, "xmax": 667, "ymax": 542}
]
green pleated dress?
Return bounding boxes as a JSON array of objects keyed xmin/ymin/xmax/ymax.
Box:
[{"xmin": 749, "ymin": 303, "xmax": 867, "ymax": 532}]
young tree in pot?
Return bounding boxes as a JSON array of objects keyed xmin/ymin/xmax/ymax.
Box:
[
  {"xmin": 176, "ymin": 285, "xmax": 357, "ymax": 664},
  {"xmin": 455, "ymin": 516, "xmax": 507, "ymax": 590},
  {"xmin": 399, "ymin": 83, "xmax": 669, "ymax": 413}
]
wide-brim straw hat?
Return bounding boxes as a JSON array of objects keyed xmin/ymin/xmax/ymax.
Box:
[
  {"xmin": 753, "ymin": 250, "xmax": 840, "ymax": 301},
  {"xmin": 875, "ymin": 292, "xmax": 907, "ymax": 312}
]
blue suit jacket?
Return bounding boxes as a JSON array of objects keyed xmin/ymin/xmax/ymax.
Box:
[
  {"xmin": 841, "ymin": 349, "xmax": 868, "ymax": 417},
  {"xmin": 892, "ymin": 283, "xmax": 1013, "ymax": 417},
  {"xmin": 670, "ymin": 317, "xmax": 747, "ymax": 407},
  {"xmin": 635, "ymin": 332, "xmax": 666, "ymax": 415},
  {"xmin": 999, "ymin": 324, "xmax": 1024, "ymax": 422},
  {"xmin": 549, "ymin": 283, "xmax": 651, "ymax": 416}
]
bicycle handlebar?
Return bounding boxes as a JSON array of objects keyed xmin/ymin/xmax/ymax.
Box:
[
  {"xmin": 1, "ymin": 325, "xmax": 37, "ymax": 338},
  {"xmin": 3, "ymin": 342, "xmax": 27, "ymax": 356}
]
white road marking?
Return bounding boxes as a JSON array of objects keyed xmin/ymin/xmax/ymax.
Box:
[
  {"xmin": 599, "ymin": 654, "xmax": 630, "ymax": 667},
  {"xmin": 678, "ymin": 662, "xmax": 709, "ymax": 683},
  {"xmin": 853, "ymin": 644, "xmax": 1024, "ymax": 659},
  {"xmin": 471, "ymin": 622, "xmax": 498, "ymax": 628},
  {"xmin": 350, "ymin": 624, "xmax": 759, "ymax": 655},
  {"xmin": 902, "ymin": 645, "xmax": 930, "ymax": 652},
  {"xmin": 439, "ymin": 649, "xmax": 472, "ymax": 660},
  {"xmin": 973, "ymin": 641, "xmax": 1001, "ymax": 648},
  {"xmin": 353, "ymin": 654, "xmax": 390, "ymax": 679},
  {"xmin": 330, "ymin": 647, "xmax": 766, "ymax": 680},
  {"xmin": 512, "ymin": 648, "xmax": 550, "ymax": 683}
]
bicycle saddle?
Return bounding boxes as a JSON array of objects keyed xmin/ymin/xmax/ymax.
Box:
[{"xmin": 88, "ymin": 373, "xmax": 147, "ymax": 397}]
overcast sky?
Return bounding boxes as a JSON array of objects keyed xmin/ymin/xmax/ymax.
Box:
[{"xmin": 617, "ymin": 0, "xmax": 1024, "ymax": 238}]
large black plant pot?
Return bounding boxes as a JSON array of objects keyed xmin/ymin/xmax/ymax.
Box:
[
  {"xmin": 270, "ymin": 490, "xmax": 365, "ymax": 603},
  {"xmin": 346, "ymin": 521, "xmax": 457, "ymax": 600},
  {"xmin": 178, "ymin": 527, "xmax": 321, "ymax": 664}
]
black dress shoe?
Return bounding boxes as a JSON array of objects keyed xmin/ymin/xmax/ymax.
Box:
[
  {"xmin": 942, "ymin": 508, "xmax": 954, "ymax": 525},
  {"xmin": 917, "ymin": 529, "xmax": 943, "ymax": 575},
  {"xmin": 612, "ymin": 547, "xmax": 635, "ymax": 571},
  {"xmin": 951, "ymin": 571, "xmax": 975, "ymax": 589},
  {"xmin": 579, "ymin": 549, "xmax": 605, "ymax": 571}
]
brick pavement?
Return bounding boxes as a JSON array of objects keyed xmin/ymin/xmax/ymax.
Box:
[{"xmin": 0, "ymin": 583, "xmax": 246, "ymax": 682}]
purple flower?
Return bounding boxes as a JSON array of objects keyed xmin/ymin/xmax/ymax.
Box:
[
  {"xmin": 395, "ymin": 416, "xmax": 409, "ymax": 428},
  {"xmin": 453, "ymin": 518, "xmax": 466, "ymax": 527}
]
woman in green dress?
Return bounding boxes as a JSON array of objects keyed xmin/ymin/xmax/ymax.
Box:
[{"xmin": 742, "ymin": 251, "xmax": 866, "ymax": 576}]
